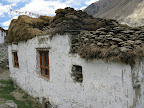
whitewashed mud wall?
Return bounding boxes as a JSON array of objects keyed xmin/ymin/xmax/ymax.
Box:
[
  {"xmin": 0, "ymin": 30, "xmax": 5, "ymax": 44},
  {"xmin": 8, "ymin": 34, "xmax": 144, "ymax": 108}
]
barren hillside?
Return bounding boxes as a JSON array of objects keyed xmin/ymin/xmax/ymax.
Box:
[{"xmin": 84, "ymin": 0, "xmax": 144, "ymax": 27}]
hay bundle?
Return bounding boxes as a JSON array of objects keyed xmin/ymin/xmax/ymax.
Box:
[{"xmin": 7, "ymin": 15, "xmax": 52, "ymax": 43}]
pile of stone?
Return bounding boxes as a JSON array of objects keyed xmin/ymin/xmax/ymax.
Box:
[
  {"xmin": 44, "ymin": 7, "xmax": 119, "ymax": 36},
  {"xmin": 0, "ymin": 44, "xmax": 8, "ymax": 70},
  {"xmin": 80, "ymin": 27, "xmax": 144, "ymax": 51},
  {"xmin": 72, "ymin": 26, "xmax": 144, "ymax": 65}
]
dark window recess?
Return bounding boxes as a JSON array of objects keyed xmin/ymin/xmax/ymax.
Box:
[
  {"xmin": 40, "ymin": 51, "xmax": 49, "ymax": 78},
  {"xmin": 13, "ymin": 52, "xmax": 19, "ymax": 68},
  {"xmin": 71, "ymin": 65, "xmax": 83, "ymax": 83}
]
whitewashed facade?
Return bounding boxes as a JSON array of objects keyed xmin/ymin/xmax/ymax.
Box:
[
  {"xmin": 0, "ymin": 28, "xmax": 6, "ymax": 44},
  {"xmin": 8, "ymin": 34, "xmax": 144, "ymax": 108}
]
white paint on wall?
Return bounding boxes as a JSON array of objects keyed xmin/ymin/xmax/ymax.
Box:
[
  {"xmin": 8, "ymin": 34, "xmax": 144, "ymax": 108},
  {"xmin": 0, "ymin": 30, "xmax": 6, "ymax": 44}
]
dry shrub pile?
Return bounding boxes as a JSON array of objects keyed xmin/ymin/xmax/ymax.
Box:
[
  {"xmin": 7, "ymin": 15, "xmax": 52, "ymax": 43},
  {"xmin": 78, "ymin": 45, "xmax": 144, "ymax": 65}
]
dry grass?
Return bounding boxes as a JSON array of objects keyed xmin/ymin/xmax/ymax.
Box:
[
  {"xmin": 78, "ymin": 45, "xmax": 144, "ymax": 65},
  {"xmin": 7, "ymin": 15, "xmax": 53, "ymax": 43}
]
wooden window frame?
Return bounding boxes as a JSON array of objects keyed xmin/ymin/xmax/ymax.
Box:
[
  {"xmin": 13, "ymin": 52, "xmax": 19, "ymax": 68},
  {"xmin": 39, "ymin": 51, "xmax": 49, "ymax": 78}
]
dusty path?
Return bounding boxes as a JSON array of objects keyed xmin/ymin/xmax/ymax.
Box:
[{"xmin": 0, "ymin": 69, "xmax": 41, "ymax": 108}]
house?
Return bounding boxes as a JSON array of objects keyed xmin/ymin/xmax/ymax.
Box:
[
  {"xmin": 7, "ymin": 7, "xmax": 144, "ymax": 108},
  {"xmin": 0, "ymin": 27, "xmax": 7, "ymax": 44}
]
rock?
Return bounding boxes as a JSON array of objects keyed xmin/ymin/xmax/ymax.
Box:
[
  {"xmin": 6, "ymin": 100, "xmax": 17, "ymax": 108},
  {"xmin": 108, "ymin": 32, "xmax": 115, "ymax": 35},
  {"xmin": 105, "ymin": 35, "xmax": 112, "ymax": 37},
  {"xmin": 90, "ymin": 43, "xmax": 95, "ymax": 46},
  {"xmin": 95, "ymin": 37, "xmax": 99, "ymax": 40},
  {"xmin": 127, "ymin": 40, "xmax": 134, "ymax": 44},
  {"xmin": 107, "ymin": 37, "xmax": 113, "ymax": 40},
  {"xmin": 135, "ymin": 31, "xmax": 142, "ymax": 34},
  {"xmin": 104, "ymin": 42, "xmax": 110, "ymax": 46},
  {"xmin": 97, "ymin": 42, "xmax": 103, "ymax": 46},
  {"xmin": 120, "ymin": 47, "xmax": 128, "ymax": 52},
  {"xmin": 99, "ymin": 31, "xmax": 106, "ymax": 35},
  {"xmin": 84, "ymin": 38, "xmax": 89, "ymax": 42},
  {"xmin": 135, "ymin": 40, "xmax": 142, "ymax": 44},
  {"xmin": 122, "ymin": 30, "xmax": 134, "ymax": 34},
  {"xmin": 113, "ymin": 27, "xmax": 125, "ymax": 31},
  {"xmin": 97, "ymin": 27, "xmax": 106, "ymax": 31},
  {"xmin": 110, "ymin": 45, "xmax": 117, "ymax": 49},
  {"xmin": 99, "ymin": 35, "xmax": 105, "ymax": 39},
  {"xmin": 112, "ymin": 38, "xmax": 123, "ymax": 42}
]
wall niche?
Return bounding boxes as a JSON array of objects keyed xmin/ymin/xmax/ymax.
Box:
[{"xmin": 71, "ymin": 65, "xmax": 83, "ymax": 83}]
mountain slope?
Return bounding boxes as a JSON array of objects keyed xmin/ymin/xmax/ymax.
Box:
[{"xmin": 84, "ymin": 0, "xmax": 144, "ymax": 27}]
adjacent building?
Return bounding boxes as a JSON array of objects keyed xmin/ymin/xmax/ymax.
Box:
[{"xmin": 0, "ymin": 27, "xmax": 7, "ymax": 44}]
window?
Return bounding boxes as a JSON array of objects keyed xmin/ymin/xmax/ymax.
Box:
[
  {"xmin": 40, "ymin": 51, "xmax": 49, "ymax": 78},
  {"xmin": 13, "ymin": 52, "xmax": 19, "ymax": 68},
  {"xmin": 71, "ymin": 65, "xmax": 83, "ymax": 83}
]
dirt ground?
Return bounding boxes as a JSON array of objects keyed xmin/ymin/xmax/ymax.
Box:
[{"xmin": 0, "ymin": 69, "xmax": 41, "ymax": 108}]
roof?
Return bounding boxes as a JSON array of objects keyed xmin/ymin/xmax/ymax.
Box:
[
  {"xmin": 0, "ymin": 27, "xmax": 6, "ymax": 32},
  {"xmin": 7, "ymin": 7, "xmax": 144, "ymax": 65}
]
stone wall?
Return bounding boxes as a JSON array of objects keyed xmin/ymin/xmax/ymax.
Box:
[
  {"xmin": 0, "ymin": 43, "xmax": 8, "ymax": 70},
  {"xmin": 0, "ymin": 30, "xmax": 6, "ymax": 44}
]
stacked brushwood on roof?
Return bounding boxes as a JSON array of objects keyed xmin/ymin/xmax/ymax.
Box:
[
  {"xmin": 7, "ymin": 7, "xmax": 144, "ymax": 65},
  {"xmin": 7, "ymin": 15, "xmax": 53, "ymax": 43}
]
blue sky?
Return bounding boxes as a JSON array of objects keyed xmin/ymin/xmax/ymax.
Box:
[{"xmin": 0, "ymin": 0, "xmax": 99, "ymax": 30}]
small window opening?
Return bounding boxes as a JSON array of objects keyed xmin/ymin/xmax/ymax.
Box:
[
  {"xmin": 71, "ymin": 65, "xmax": 83, "ymax": 83},
  {"xmin": 13, "ymin": 52, "xmax": 19, "ymax": 68},
  {"xmin": 39, "ymin": 51, "xmax": 49, "ymax": 78}
]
